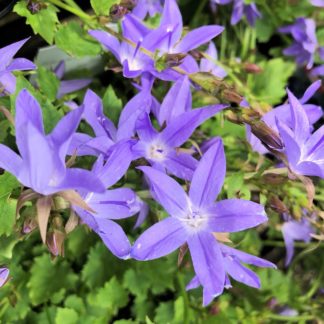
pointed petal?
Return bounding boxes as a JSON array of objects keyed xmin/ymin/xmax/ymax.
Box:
[
  {"xmin": 231, "ymin": 1, "xmax": 244, "ymax": 25},
  {"xmin": 48, "ymin": 106, "xmax": 84, "ymax": 172},
  {"xmin": 277, "ymin": 120, "xmax": 301, "ymax": 167},
  {"xmin": 117, "ymin": 90, "xmax": 152, "ymax": 140},
  {"xmin": 186, "ymin": 276, "xmax": 200, "ymax": 290},
  {"xmin": 57, "ymin": 168, "xmax": 105, "ymax": 193},
  {"xmin": 96, "ymin": 218, "xmax": 131, "ymax": 259},
  {"xmin": 135, "ymin": 112, "xmax": 158, "ymax": 142},
  {"xmin": 164, "ymin": 151, "xmax": 198, "ymax": 181},
  {"xmin": 0, "ymin": 144, "xmax": 23, "ymax": 177},
  {"xmin": 224, "ymin": 256, "xmax": 261, "ymax": 288},
  {"xmin": 57, "ymin": 79, "xmax": 92, "ymax": 98},
  {"xmin": 189, "ymin": 138, "xmax": 225, "ymax": 208},
  {"xmin": 138, "ymin": 166, "xmax": 189, "ymax": 217},
  {"xmin": 122, "ymin": 14, "xmax": 151, "ymax": 42},
  {"xmin": 54, "ymin": 61, "xmax": 65, "ymax": 79},
  {"xmin": 160, "ymin": 105, "xmax": 227, "ymax": 147},
  {"xmin": 158, "ymin": 76, "xmax": 191, "ymax": 125},
  {"xmin": 96, "ymin": 140, "xmax": 133, "ymax": 187},
  {"xmin": 89, "ymin": 30, "xmax": 121, "ymax": 61},
  {"xmin": 15, "ymin": 89, "xmax": 44, "ymax": 161},
  {"xmin": 287, "ymin": 89, "xmax": 310, "ymax": 144},
  {"xmin": 6, "ymin": 58, "xmax": 35, "ymax": 72},
  {"xmin": 174, "ymin": 26, "xmax": 224, "ymax": 53},
  {"xmin": 282, "ymin": 225, "xmax": 295, "ymax": 266},
  {"xmin": 299, "ymin": 80, "xmax": 321, "ymax": 103},
  {"xmin": 304, "ymin": 125, "xmax": 324, "ymax": 159},
  {"xmin": 0, "ymin": 38, "xmax": 30, "ymax": 70},
  {"xmin": 134, "ymin": 200, "xmax": 149, "ymax": 228},
  {"xmin": 131, "ymin": 216, "xmax": 188, "ymax": 260},
  {"xmin": 207, "ymin": 199, "xmax": 267, "ymax": 233},
  {"xmin": 220, "ymin": 245, "xmax": 276, "ymax": 268},
  {"xmin": 83, "ymin": 89, "xmax": 116, "ymax": 139},
  {"xmin": 0, "ymin": 72, "xmax": 16, "ymax": 94},
  {"xmin": 187, "ymin": 232, "xmax": 225, "ymax": 306},
  {"xmin": 87, "ymin": 188, "xmax": 139, "ymax": 219}
]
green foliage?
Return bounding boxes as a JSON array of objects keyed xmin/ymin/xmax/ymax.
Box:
[
  {"xmin": 55, "ymin": 22, "xmax": 102, "ymax": 57},
  {"xmin": 248, "ymin": 58, "xmax": 295, "ymax": 105},
  {"xmin": 14, "ymin": 1, "xmax": 59, "ymax": 44},
  {"xmin": 37, "ymin": 65, "xmax": 60, "ymax": 101},
  {"xmin": 103, "ymin": 86, "xmax": 123, "ymax": 125},
  {"xmin": 90, "ymin": 0, "xmax": 119, "ymax": 15}
]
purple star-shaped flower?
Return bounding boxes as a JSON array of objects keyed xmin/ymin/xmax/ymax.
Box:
[
  {"xmin": 89, "ymin": 0, "xmax": 223, "ymax": 80},
  {"xmin": 131, "ymin": 138, "xmax": 275, "ymax": 305},
  {"xmin": 310, "ymin": 0, "xmax": 324, "ymax": 6},
  {"xmin": 54, "ymin": 61, "xmax": 92, "ymax": 99},
  {"xmin": 212, "ymin": 0, "xmax": 261, "ymax": 26},
  {"xmin": 279, "ymin": 18, "xmax": 318, "ymax": 69},
  {"xmin": 132, "ymin": 0, "xmax": 163, "ymax": 18},
  {"xmin": 0, "ymin": 89, "xmax": 105, "ymax": 195},
  {"xmin": 247, "ymin": 81, "xmax": 323, "ymax": 154},
  {"xmin": 0, "ymin": 268, "xmax": 9, "ymax": 288},
  {"xmin": 282, "ymin": 215, "xmax": 314, "ymax": 266},
  {"xmin": 74, "ymin": 143, "xmax": 147, "ymax": 259},
  {"xmin": 277, "ymin": 89, "xmax": 324, "ymax": 178},
  {"xmin": 0, "ymin": 38, "xmax": 35, "ymax": 96}
]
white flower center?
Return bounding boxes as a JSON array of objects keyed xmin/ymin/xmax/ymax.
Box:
[
  {"xmin": 147, "ymin": 142, "xmax": 167, "ymax": 161},
  {"xmin": 182, "ymin": 209, "xmax": 208, "ymax": 231}
]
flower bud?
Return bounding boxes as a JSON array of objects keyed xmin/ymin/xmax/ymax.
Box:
[
  {"xmin": 46, "ymin": 230, "xmax": 65, "ymax": 257},
  {"xmin": 23, "ymin": 217, "xmax": 38, "ymax": 234},
  {"xmin": 0, "ymin": 267, "xmax": 9, "ymax": 288},
  {"xmin": 109, "ymin": 4, "xmax": 129, "ymax": 22},
  {"xmin": 243, "ymin": 63, "xmax": 263, "ymax": 74}
]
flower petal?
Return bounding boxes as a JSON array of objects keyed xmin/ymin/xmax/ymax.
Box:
[
  {"xmin": 158, "ymin": 76, "xmax": 191, "ymax": 125},
  {"xmin": 187, "ymin": 232, "xmax": 225, "ymax": 306},
  {"xmin": 207, "ymin": 199, "xmax": 267, "ymax": 233},
  {"xmin": 136, "ymin": 112, "xmax": 158, "ymax": 142},
  {"xmin": 189, "ymin": 138, "xmax": 225, "ymax": 208},
  {"xmin": 174, "ymin": 26, "xmax": 224, "ymax": 53},
  {"xmin": 138, "ymin": 166, "xmax": 189, "ymax": 217},
  {"xmin": 57, "ymin": 79, "xmax": 92, "ymax": 98},
  {"xmin": 131, "ymin": 217, "xmax": 188, "ymax": 260},
  {"xmin": 299, "ymin": 80, "xmax": 321, "ymax": 103},
  {"xmin": 0, "ymin": 144, "xmax": 23, "ymax": 178},
  {"xmin": 0, "ymin": 38, "xmax": 30, "ymax": 70},
  {"xmin": 6, "ymin": 58, "xmax": 35, "ymax": 72},
  {"xmin": 160, "ymin": 105, "xmax": 227, "ymax": 147}
]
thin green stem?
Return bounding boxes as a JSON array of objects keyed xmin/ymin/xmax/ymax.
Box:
[{"xmin": 177, "ymin": 273, "xmax": 190, "ymax": 324}]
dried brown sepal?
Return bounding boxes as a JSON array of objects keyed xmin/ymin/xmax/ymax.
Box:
[
  {"xmin": 213, "ymin": 232, "xmax": 232, "ymax": 243},
  {"xmin": 36, "ymin": 196, "xmax": 53, "ymax": 243},
  {"xmin": 296, "ymin": 174, "xmax": 315, "ymax": 208},
  {"xmin": 109, "ymin": 4, "xmax": 129, "ymax": 22},
  {"xmin": 178, "ymin": 243, "xmax": 188, "ymax": 267},
  {"xmin": 65, "ymin": 210, "xmax": 79, "ymax": 234},
  {"xmin": 268, "ymin": 196, "xmax": 288, "ymax": 214},
  {"xmin": 58, "ymin": 190, "xmax": 95, "ymax": 213},
  {"xmin": 243, "ymin": 63, "xmax": 263, "ymax": 74},
  {"xmin": 16, "ymin": 189, "xmax": 41, "ymax": 217},
  {"xmin": 0, "ymin": 106, "xmax": 14, "ymax": 125}
]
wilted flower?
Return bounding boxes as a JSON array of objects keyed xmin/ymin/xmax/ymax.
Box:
[
  {"xmin": 212, "ymin": 0, "xmax": 261, "ymax": 26},
  {"xmin": 0, "ymin": 39, "xmax": 35, "ymax": 96},
  {"xmin": 132, "ymin": 139, "xmax": 275, "ymax": 305}
]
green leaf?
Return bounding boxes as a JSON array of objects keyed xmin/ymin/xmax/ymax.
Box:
[
  {"xmin": 14, "ymin": 1, "xmax": 58, "ymax": 44},
  {"xmin": 55, "ymin": 308, "xmax": 79, "ymax": 324},
  {"xmin": 27, "ymin": 254, "xmax": 78, "ymax": 305},
  {"xmin": 102, "ymin": 86, "xmax": 123, "ymax": 125},
  {"xmin": 91, "ymin": 277, "xmax": 128, "ymax": 316},
  {"xmin": 55, "ymin": 22, "xmax": 102, "ymax": 57},
  {"xmin": 37, "ymin": 65, "xmax": 60, "ymax": 101},
  {"xmin": 154, "ymin": 302, "xmax": 174, "ymax": 324},
  {"xmin": 90, "ymin": 0, "xmax": 119, "ymax": 15},
  {"xmin": 249, "ymin": 58, "xmax": 295, "ymax": 105}
]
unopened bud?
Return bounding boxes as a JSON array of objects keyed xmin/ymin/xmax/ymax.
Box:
[
  {"xmin": 23, "ymin": 217, "xmax": 38, "ymax": 234},
  {"xmin": 46, "ymin": 230, "xmax": 65, "ymax": 257},
  {"xmin": 269, "ymin": 196, "xmax": 288, "ymax": 213},
  {"xmin": 249, "ymin": 120, "xmax": 283, "ymax": 150},
  {"xmin": 109, "ymin": 4, "xmax": 129, "ymax": 22},
  {"xmin": 243, "ymin": 63, "xmax": 262, "ymax": 74},
  {"xmin": 120, "ymin": 0, "xmax": 138, "ymax": 10},
  {"xmin": 27, "ymin": 0, "xmax": 46, "ymax": 14}
]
